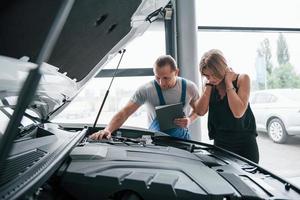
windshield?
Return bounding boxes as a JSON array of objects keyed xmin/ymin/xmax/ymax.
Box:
[{"xmin": 0, "ymin": 57, "xmax": 33, "ymax": 136}]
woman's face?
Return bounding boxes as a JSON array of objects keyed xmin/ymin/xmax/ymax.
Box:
[{"xmin": 202, "ymin": 68, "xmax": 224, "ymax": 85}]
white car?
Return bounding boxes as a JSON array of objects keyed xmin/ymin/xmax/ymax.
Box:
[{"xmin": 250, "ymin": 89, "xmax": 300, "ymax": 143}]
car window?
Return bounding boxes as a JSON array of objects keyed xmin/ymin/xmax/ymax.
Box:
[
  {"xmin": 269, "ymin": 94, "xmax": 278, "ymax": 103},
  {"xmin": 253, "ymin": 93, "xmax": 272, "ymax": 103}
]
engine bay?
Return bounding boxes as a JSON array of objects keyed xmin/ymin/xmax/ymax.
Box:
[{"xmin": 1, "ymin": 123, "xmax": 299, "ymax": 200}]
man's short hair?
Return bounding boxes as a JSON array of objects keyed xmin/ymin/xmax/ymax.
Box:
[{"xmin": 154, "ymin": 55, "xmax": 177, "ymax": 71}]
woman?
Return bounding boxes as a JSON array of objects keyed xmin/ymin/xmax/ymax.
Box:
[{"xmin": 195, "ymin": 49, "xmax": 259, "ymax": 163}]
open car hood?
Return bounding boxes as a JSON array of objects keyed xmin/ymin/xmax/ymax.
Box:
[{"xmin": 0, "ymin": 0, "xmax": 169, "ymax": 120}]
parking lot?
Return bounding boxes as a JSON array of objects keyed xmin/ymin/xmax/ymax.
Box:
[
  {"xmin": 256, "ymin": 132, "xmax": 300, "ymax": 186},
  {"xmin": 201, "ymin": 126, "xmax": 300, "ymax": 187},
  {"xmin": 256, "ymin": 132, "xmax": 300, "ymax": 177}
]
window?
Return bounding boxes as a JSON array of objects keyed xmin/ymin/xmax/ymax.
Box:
[
  {"xmin": 53, "ymin": 22, "xmax": 165, "ymax": 129},
  {"xmin": 196, "ymin": 1, "xmax": 300, "ymax": 183},
  {"xmin": 197, "ymin": 0, "xmax": 300, "ymax": 28}
]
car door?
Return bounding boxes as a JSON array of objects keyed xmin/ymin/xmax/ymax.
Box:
[{"xmin": 251, "ymin": 92, "xmax": 273, "ymax": 132}]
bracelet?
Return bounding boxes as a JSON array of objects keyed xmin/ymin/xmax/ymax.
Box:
[
  {"xmin": 226, "ymin": 87, "xmax": 236, "ymax": 92},
  {"xmin": 205, "ymin": 83, "xmax": 213, "ymax": 87}
]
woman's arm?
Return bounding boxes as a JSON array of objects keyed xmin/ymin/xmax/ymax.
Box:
[
  {"xmin": 194, "ymin": 84, "xmax": 212, "ymax": 116},
  {"xmin": 226, "ymin": 73, "xmax": 250, "ymax": 118}
]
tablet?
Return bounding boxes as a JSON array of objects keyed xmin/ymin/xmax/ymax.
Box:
[{"xmin": 155, "ymin": 103, "xmax": 184, "ymax": 131}]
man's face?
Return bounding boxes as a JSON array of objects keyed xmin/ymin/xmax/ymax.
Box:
[{"xmin": 154, "ymin": 65, "xmax": 178, "ymax": 89}]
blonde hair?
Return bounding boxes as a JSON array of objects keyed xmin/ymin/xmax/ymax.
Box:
[{"xmin": 199, "ymin": 49, "xmax": 228, "ymax": 79}]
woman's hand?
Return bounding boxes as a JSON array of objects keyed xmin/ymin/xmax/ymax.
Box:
[
  {"xmin": 174, "ymin": 117, "xmax": 191, "ymax": 128},
  {"xmin": 225, "ymin": 67, "xmax": 236, "ymax": 85}
]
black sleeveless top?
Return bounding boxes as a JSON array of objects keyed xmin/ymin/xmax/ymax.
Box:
[{"xmin": 207, "ymin": 75, "xmax": 257, "ymax": 140}]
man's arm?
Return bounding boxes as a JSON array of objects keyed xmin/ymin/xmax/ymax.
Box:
[{"xmin": 89, "ymin": 101, "xmax": 140, "ymax": 140}]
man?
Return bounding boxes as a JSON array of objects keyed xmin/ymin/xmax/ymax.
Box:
[{"xmin": 89, "ymin": 55, "xmax": 199, "ymax": 140}]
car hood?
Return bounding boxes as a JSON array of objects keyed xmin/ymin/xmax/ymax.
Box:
[{"xmin": 0, "ymin": 0, "xmax": 169, "ymax": 120}]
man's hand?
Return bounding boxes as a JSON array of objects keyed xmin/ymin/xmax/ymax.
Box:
[
  {"xmin": 89, "ymin": 130, "xmax": 112, "ymax": 140},
  {"xmin": 174, "ymin": 117, "xmax": 191, "ymax": 128}
]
